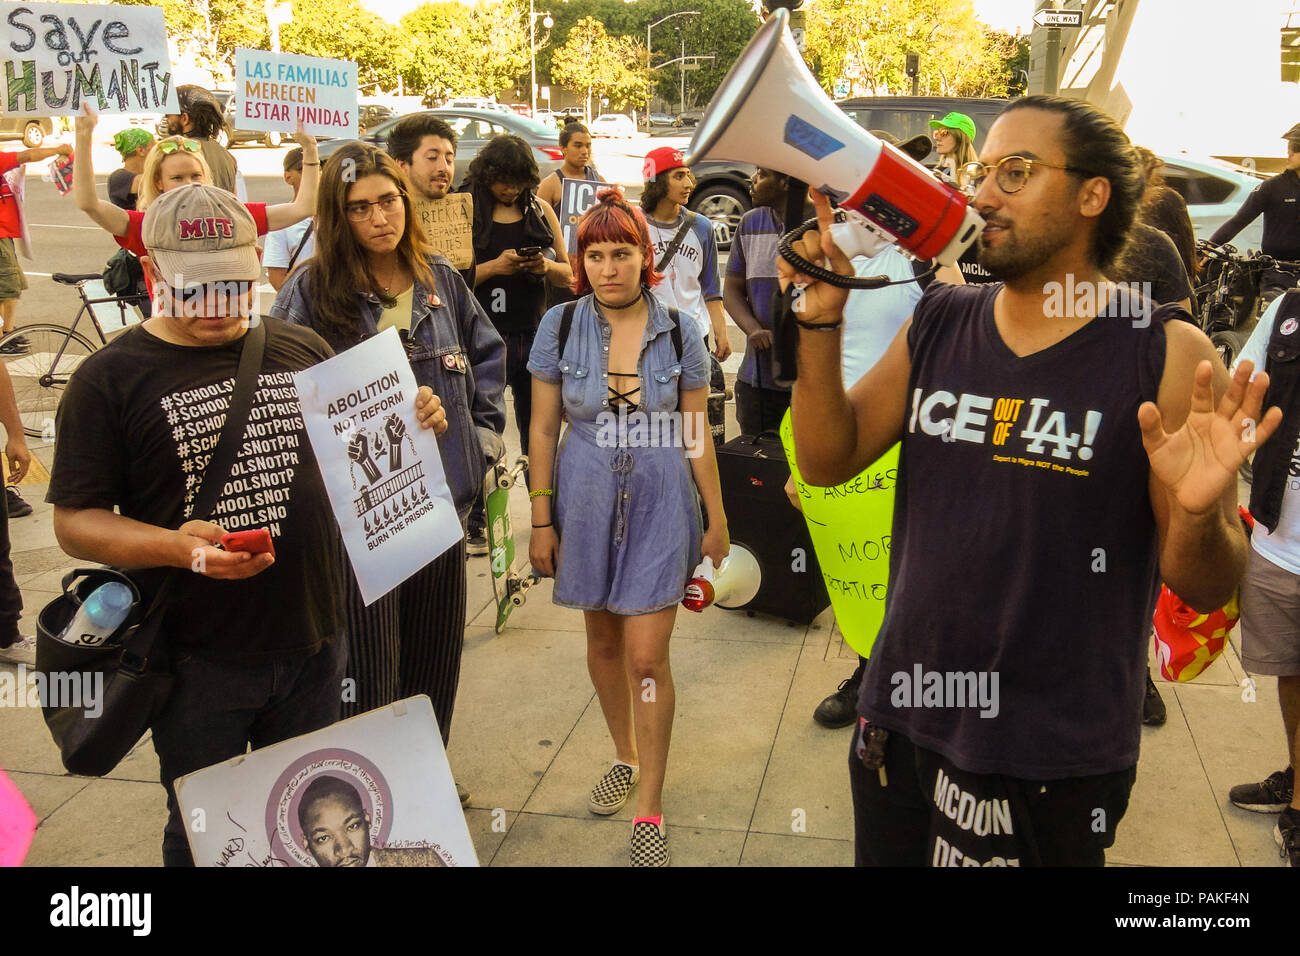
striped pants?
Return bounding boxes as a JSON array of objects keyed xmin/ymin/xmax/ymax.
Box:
[{"xmin": 340, "ymin": 538, "xmax": 468, "ymax": 743}]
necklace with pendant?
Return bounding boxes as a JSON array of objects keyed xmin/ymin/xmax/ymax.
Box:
[{"xmin": 375, "ymin": 256, "xmax": 399, "ymax": 308}]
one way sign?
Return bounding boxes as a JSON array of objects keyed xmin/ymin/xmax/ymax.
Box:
[{"xmin": 1032, "ymin": 9, "xmax": 1083, "ymax": 27}]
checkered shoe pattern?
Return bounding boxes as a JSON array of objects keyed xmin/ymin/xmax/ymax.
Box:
[
  {"xmin": 589, "ymin": 762, "xmax": 639, "ymax": 815},
  {"xmin": 630, "ymin": 819, "xmax": 668, "ymax": 867}
]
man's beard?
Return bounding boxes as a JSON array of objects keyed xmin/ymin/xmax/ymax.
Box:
[{"xmin": 977, "ymin": 217, "xmax": 1074, "ymax": 282}]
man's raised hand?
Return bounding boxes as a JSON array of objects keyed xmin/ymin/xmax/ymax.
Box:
[{"xmin": 1139, "ymin": 359, "xmax": 1282, "ymax": 516}]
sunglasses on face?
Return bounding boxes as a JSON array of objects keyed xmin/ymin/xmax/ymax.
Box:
[
  {"xmin": 958, "ymin": 155, "xmax": 1092, "ymax": 194},
  {"xmin": 157, "ymin": 139, "xmax": 202, "ymax": 156}
]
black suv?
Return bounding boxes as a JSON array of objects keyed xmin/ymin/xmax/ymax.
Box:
[{"xmin": 835, "ymin": 95, "xmax": 1012, "ymax": 160}]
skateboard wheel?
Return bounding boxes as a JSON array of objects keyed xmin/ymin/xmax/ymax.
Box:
[{"xmin": 510, "ymin": 594, "xmax": 526, "ymax": 607}]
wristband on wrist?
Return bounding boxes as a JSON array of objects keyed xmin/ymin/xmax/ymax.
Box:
[
  {"xmin": 531, "ymin": 522, "xmax": 553, "ymax": 528},
  {"xmin": 529, "ymin": 488, "xmax": 553, "ymax": 498},
  {"xmin": 794, "ymin": 317, "xmax": 844, "ymax": 331}
]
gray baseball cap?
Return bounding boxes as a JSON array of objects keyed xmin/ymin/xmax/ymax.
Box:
[{"xmin": 142, "ymin": 184, "xmax": 261, "ymax": 287}]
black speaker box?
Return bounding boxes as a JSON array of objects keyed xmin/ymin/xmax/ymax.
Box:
[{"xmin": 716, "ymin": 432, "xmax": 830, "ymax": 624}]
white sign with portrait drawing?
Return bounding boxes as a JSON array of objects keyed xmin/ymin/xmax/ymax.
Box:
[{"xmin": 177, "ymin": 696, "xmax": 477, "ymax": 867}]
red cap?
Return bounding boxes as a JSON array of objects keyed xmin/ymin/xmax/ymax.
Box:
[{"xmin": 643, "ymin": 146, "xmax": 686, "ymax": 183}]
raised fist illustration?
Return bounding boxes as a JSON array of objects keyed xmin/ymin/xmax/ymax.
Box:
[
  {"xmin": 348, "ymin": 431, "xmax": 382, "ymax": 483},
  {"xmin": 384, "ymin": 414, "xmax": 406, "ymax": 470}
]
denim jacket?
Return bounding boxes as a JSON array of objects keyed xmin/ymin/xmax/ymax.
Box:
[{"xmin": 271, "ymin": 255, "xmax": 507, "ymax": 522}]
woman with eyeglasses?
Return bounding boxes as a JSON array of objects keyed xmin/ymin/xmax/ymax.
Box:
[
  {"xmin": 270, "ymin": 143, "xmax": 506, "ymax": 804},
  {"xmin": 929, "ymin": 111, "xmax": 977, "ymax": 184},
  {"xmin": 73, "ymin": 104, "xmax": 317, "ymax": 296}
]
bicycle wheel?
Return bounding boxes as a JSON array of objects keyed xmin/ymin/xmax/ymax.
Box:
[
  {"xmin": 0, "ymin": 324, "xmax": 99, "ymax": 439},
  {"xmin": 1209, "ymin": 329, "xmax": 1244, "ymax": 371}
]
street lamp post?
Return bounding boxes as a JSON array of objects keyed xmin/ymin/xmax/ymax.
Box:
[
  {"xmin": 646, "ymin": 10, "xmax": 699, "ymax": 122},
  {"xmin": 529, "ymin": 0, "xmax": 553, "ymax": 116}
]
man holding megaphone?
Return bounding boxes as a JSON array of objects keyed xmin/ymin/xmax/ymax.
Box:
[{"xmin": 785, "ymin": 94, "xmax": 1281, "ymax": 867}]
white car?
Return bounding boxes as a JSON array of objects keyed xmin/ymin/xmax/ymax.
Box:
[
  {"xmin": 1157, "ymin": 153, "xmax": 1266, "ymax": 252},
  {"xmin": 589, "ymin": 113, "xmax": 636, "ymax": 138}
]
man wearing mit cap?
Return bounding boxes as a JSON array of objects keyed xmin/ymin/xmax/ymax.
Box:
[
  {"xmin": 1209, "ymin": 124, "xmax": 1300, "ymax": 306},
  {"xmin": 45, "ymin": 184, "xmax": 449, "ymax": 866}
]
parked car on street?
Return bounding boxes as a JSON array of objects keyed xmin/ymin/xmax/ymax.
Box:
[
  {"xmin": 359, "ymin": 103, "xmax": 397, "ymax": 132},
  {"xmin": 316, "ymin": 108, "xmax": 564, "ymax": 188},
  {"xmin": 641, "ymin": 112, "xmax": 675, "ymax": 130},
  {"xmin": 0, "ymin": 114, "xmax": 54, "ymax": 148},
  {"xmin": 1156, "ymin": 153, "xmax": 1266, "ymax": 251},
  {"xmin": 589, "ymin": 113, "xmax": 637, "ymax": 137}
]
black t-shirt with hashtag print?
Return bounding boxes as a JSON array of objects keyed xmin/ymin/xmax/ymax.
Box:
[{"xmin": 47, "ymin": 319, "xmax": 344, "ymax": 662}]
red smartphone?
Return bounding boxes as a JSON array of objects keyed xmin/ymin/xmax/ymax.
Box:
[{"xmin": 220, "ymin": 528, "xmax": 276, "ymax": 557}]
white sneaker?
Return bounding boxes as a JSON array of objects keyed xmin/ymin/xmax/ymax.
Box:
[{"xmin": 0, "ymin": 636, "xmax": 36, "ymax": 665}]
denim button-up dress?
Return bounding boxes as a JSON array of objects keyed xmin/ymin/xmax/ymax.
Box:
[{"xmin": 528, "ymin": 290, "xmax": 709, "ymax": 614}]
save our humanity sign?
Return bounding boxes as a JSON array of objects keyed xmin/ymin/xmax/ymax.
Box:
[
  {"xmin": 235, "ymin": 48, "xmax": 357, "ymax": 139},
  {"xmin": 0, "ymin": 2, "xmax": 178, "ymax": 115}
]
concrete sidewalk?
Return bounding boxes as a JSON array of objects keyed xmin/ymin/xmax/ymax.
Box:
[{"xmin": 1, "ymin": 400, "xmax": 1292, "ymax": 867}]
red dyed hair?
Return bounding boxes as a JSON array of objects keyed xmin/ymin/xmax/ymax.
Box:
[{"xmin": 571, "ymin": 187, "xmax": 662, "ymax": 296}]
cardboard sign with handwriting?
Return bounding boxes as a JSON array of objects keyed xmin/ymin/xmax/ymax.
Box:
[{"xmin": 416, "ymin": 194, "xmax": 473, "ymax": 270}]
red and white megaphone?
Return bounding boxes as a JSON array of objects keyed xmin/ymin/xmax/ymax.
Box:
[
  {"xmin": 687, "ymin": 8, "xmax": 983, "ymax": 266},
  {"xmin": 682, "ymin": 546, "xmax": 763, "ymax": 612}
]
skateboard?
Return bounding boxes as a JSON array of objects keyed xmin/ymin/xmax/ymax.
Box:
[{"xmin": 485, "ymin": 454, "xmax": 539, "ymax": 632}]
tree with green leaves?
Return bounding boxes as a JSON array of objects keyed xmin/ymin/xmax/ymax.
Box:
[
  {"xmin": 398, "ymin": 2, "xmax": 477, "ymax": 103},
  {"xmin": 805, "ymin": 0, "xmax": 1021, "ymax": 98},
  {"xmin": 116, "ymin": 0, "xmax": 269, "ymax": 82},
  {"xmin": 551, "ymin": 17, "xmax": 650, "ymax": 118},
  {"xmin": 280, "ymin": 0, "xmax": 405, "ymax": 92}
]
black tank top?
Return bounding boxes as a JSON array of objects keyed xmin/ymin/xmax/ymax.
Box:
[
  {"xmin": 858, "ymin": 281, "xmax": 1173, "ymax": 779},
  {"xmin": 474, "ymin": 216, "xmax": 547, "ymax": 334}
]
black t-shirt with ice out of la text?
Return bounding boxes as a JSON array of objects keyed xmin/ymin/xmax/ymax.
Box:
[{"xmin": 47, "ymin": 319, "xmax": 344, "ymax": 663}]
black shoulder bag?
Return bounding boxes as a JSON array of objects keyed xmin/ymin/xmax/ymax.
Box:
[{"xmin": 35, "ymin": 320, "xmax": 268, "ymax": 777}]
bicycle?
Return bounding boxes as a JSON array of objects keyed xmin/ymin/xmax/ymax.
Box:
[
  {"xmin": 0, "ymin": 272, "xmax": 144, "ymax": 439},
  {"xmin": 1194, "ymin": 241, "xmax": 1300, "ymax": 368}
]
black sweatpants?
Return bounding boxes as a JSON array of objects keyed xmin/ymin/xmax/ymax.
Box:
[
  {"xmin": 848, "ymin": 724, "xmax": 1136, "ymax": 867},
  {"xmin": 340, "ymin": 538, "xmax": 468, "ymax": 743},
  {"xmin": 0, "ymin": 489, "xmax": 21, "ymax": 647}
]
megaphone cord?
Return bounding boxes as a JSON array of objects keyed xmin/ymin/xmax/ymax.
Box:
[{"xmin": 778, "ymin": 217, "xmax": 937, "ymax": 290}]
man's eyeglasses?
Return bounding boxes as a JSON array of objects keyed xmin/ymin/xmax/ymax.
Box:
[
  {"xmin": 958, "ymin": 155, "xmax": 1093, "ymax": 194},
  {"xmin": 157, "ymin": 139, "xmax": 202, "ymax": 156},
  {"xmin": 345, "ymin": 194, "xmax": 404, "ymax": 222}
]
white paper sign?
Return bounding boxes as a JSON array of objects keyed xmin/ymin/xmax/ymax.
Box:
[
  {"xmin": 234, "ymin": 47, "xmax": 357, "ymax": 139},
  {"xmin": 294, "ymin": 327, "xmax": 462, "ymax": 605},
  {"xmin": 177, "ymin": 696, "xmax": 478, "ymax": 867},
  {"xmin": 0, "ymin": 2, "xmax": 177, "ymax": 116}
]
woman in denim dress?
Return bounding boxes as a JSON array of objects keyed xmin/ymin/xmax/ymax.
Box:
[
  {"xmin": 271, "ymin": 144, "xmax": 506, "ymax": 804},
  {"xmin": 527, "ymin": 189, "xmax": 729, "ymax": 866}
]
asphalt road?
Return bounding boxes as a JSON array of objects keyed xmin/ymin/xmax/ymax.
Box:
[{"xmin": 11, "ymin": 141, "xmax": 297, "ymax": 336}]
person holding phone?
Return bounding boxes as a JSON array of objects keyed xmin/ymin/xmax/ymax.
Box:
[{"xmin": 465, "ymin": 134, "xmax": 571, "ymax": 468}]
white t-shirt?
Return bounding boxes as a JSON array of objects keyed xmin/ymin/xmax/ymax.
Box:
[
  {"xmin": 644, "ymin": 209, "xmax": 722, "ymax": 342},
  {"xmin": 263, "ymin": 219, "xmax": 315, "ymax": 272},
  {"xmin": 841, "ymin": 245, "xmax": 924, "ymax": 389},
  {"xmin": 1236, "ymin": 294, "xmax": 1300, "ymax": 571}
]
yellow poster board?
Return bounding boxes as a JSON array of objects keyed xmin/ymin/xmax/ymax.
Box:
[
  {"xmin": 780, "ymin": 410, "xmax": 898, "ymax": 658},
  {"xmin": 415, "ymin": 194, "xmax": 474, "ymax": 270}
]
